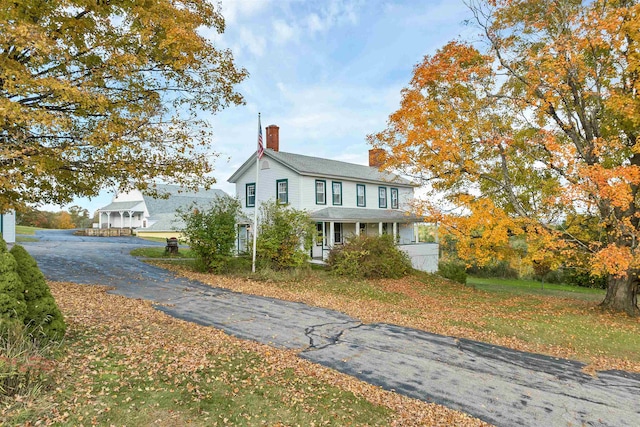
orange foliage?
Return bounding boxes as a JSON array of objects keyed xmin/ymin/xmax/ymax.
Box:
[{"xmin": 369, "ymin": 0, "xmax": 640, "ymax": 313}]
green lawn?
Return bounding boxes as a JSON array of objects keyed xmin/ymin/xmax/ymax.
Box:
[
  {"xmin": 467, "ymin": 276, "xmax": 605, "ymax": 301},
  {"xmin": 130, "ymin": 246, "xmax": 195, "ymax": 258},
  {"xmin": 15, "ymin": 225, "xmax": 44, "ymax": 235}
]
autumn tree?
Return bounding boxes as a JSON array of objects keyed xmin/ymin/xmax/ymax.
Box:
[
  {"xmin": 0, "ymin": 0, "xmax": 247, "ymax": 212},
  {"xmin": 369, "ymin": 0, "xmax": 640, "ymax": 314}
]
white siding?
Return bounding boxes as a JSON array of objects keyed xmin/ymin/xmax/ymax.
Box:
[
  {"xmin": 1, "ymin": 211, "xmax": 16, "ymax": 243},
  {"xmin": 299, "ymin": 177, "xmax": 414, "ymax": 213},
  {"xmin": 235, "ymin": 158, "xmax": 302, "ymax": 217},
  {"xmin": 400, "ymin": 243, "xmax": 439, "ymax": 273}
]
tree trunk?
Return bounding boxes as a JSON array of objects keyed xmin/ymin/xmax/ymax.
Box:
[{"xmin": 600, "ymin": 274, "xmax": 639, "ymax": 316}]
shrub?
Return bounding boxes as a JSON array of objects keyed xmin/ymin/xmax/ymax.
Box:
[
  {"xmin": 565, "ymin": 270, "xmax": 608, "ymax": 289},
  {"xmin": 10, "ymin": 245, "xmax": 66, "ymax": 342},
  {"xmin": 0, "ymin": 236, "xmax": 27, "ymax": 333},
  {"xmin": 466, "ymin": 260, "xmax": 518, "ymax": 279},
  {"xmin": 437, "ymin": 259, "xmax": 467, "ymax": 284},
  {"xmin": 179, "ymin": 195, "xmax": 242, "ymax": 273},
  {"xmin": 328, "ymin": 234, "xmax": 412, "ymax": 279},
  {"xmin": 256, "ymin": 202, "xmax": 314, "ymax": 270}
]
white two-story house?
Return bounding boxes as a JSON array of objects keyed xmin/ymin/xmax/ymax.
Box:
[{"xmin": 228, "ymin": 125, "xmax": 438, "ymax": 272}]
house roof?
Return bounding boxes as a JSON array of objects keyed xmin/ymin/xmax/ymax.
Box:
[
  {"xmin": 228, "ymin": 149, "xmax": 415, "ymax": 187},
  {"xmin": 142, "ymin": 184, "xmax": 227, "ymax": 215},
  {"xmin": 310, "ymin": 207, "xmax": 422, "ymax": 223}
]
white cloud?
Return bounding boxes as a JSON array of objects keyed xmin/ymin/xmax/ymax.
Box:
[
  {"xmin": 273, "ymin": 20, "xmax": 296, "ymax": 44},
  {"xmin": 306, "ymin": 13, "xmax": 324, "ymax": 33},
  {"xmin": 219, "ymin": 0, "xmax": 272, "ymax": 25},
  {"xmin": 302, "ymin": 0, "xmax": 362, "ymax": 35},
  {"xmin": 238, "ymin": 27, "xmax": 266, "ymax": 57}
]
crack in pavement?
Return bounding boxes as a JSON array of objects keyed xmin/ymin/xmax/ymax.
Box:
[{"xmin": 303, "ymin": 321, "xmax": 363, "ymax": 351}]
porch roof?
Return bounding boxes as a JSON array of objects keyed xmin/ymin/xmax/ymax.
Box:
[
  {"xmin": 310, "ymin": 207, "xmax": 421, "ymax": 223},
  {"xmin": 98, "ymin": 201, "xmax": 144, "ymax": 212}
]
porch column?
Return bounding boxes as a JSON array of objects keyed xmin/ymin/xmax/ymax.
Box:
[
  {"xmin": 393, "ymin": 222, "xmax": 397, "ymax": 242},
  {"xmin": 414, "ymin": 223, "xmax": 419, "ymax": 243},
  {"xmin": 329, "ymin": 221, "xmax": 335, "ymax": 247},
  {"xmin": 355, "ymin": 222, "xmax": 360, "ymax": 236},
  {"xmin": 98, "ymin": 211, "xmax": 102, "ymax": 229},
  {"xmin": 128, "ymin": 211, "xmax": 134, "ymax": 228},
  {"xmin": 107, "ymin": 212, "xmax": 111, "ymax": 228},
  {"xmin": 119, "ymin": 211, "xmax": 124, "ymax": 228},
  {"xmin": 378, "ymin": 222, "xmax": 383, "ymax": 235}
]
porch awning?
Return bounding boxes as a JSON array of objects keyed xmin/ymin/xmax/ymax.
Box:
[
  {"xmin": 98, "ymin": 201, "xmax": 144, "ymax": 212},
  {"xmin": 310, "ymin": 207, "xmax": 421, "ymax": 223}
]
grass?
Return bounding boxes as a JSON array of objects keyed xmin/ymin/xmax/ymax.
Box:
[
  {"xmin": 2, "ymin": 282, "xmax": 478, "ymax": 426},
  {"xmin": 130, "ymin": 246, "xmax": 195, "ymax": 258},
  {"xmin": 15, "ymin": 225, "xmax": 43, "ymax": 235},
  {"xmin": 467, "ymin": 276, "xmax": 605, "ymax": 301},
  {"xmin": 15, "ymin": 236, "xmax": 39, "ymax": 243}
]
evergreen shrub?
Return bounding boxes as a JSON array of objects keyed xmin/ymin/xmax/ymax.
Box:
[
  {"xmin": 10, "ymin": 245, "xmax": 66, "ymax": 342},
  {"xmin": 0, "ymin": 236, "xmax": 27, "ymax": 333}
]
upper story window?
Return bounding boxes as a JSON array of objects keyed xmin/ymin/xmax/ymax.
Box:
[
  {"xmin": 246, "ymin": 183, "xmax": 256, "ymax": 207},
  {"xmin": 276, "ymin": 179, "xmax": 288, "ymax": 204},
  {"xmin": 379, "ymin": 187, "xmax": 387, "ymax": 208},
  {"xmin": 357, "ymin": 184, "xmax": 366, "ymax": 207},
  {"xmin": 315, "ymin": 180, "xmax": 326, "ymax": 205},
  {"xmin": 332, "ymin": 181, "xmax": 342, "ymax": 205},
  {"xmin": 390, "ymin": 188, "xmax": 399, "ymax": 209}
]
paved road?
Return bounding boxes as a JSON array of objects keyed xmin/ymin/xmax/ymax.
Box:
[{"xmin": 20, "ymin": 230, "xmax": 640, "ymax": 427}]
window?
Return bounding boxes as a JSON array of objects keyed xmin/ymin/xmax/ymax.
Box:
[
  {"xmin": 332, "ymin": 181, "xmax": 342, "ymax": 205},
  {"xmin": 391, "ymin": 188, "xmax": 399, "ymax": 209},
  {"xmin": 379, "ymin": 187, "xmax": 387, "ymax": 208},
  {"xmin": 316, "ymin": 223, "xmax": 324, "ymax": 246},
  {"xmin": 315, "ymin": 180, "xmax": 326, "ymax": 204},
  {"xmin": 276, "ymin": 179, "xmax": 288, "ymax": 204},
  {"xmin": 334, "ymin": 223, "xmax": 343, "ymax": 244},
  {"xmin": 246, "ymin": 183, "xmax": 256, "ymax": 207},
  {"xmin": 359, "ymin": 223, "xmax": 366, "ymax": 234},
  {"xmin": 357, "ymin": 184, "xmax": 366, "ymax": 207}
]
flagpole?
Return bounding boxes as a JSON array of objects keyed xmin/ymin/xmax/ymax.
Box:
[{"xmin": 252, "ymin": 113, "xmax": 262, "ymax": 273}]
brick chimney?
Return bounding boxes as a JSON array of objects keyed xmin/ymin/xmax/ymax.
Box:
[
  {"xmin": 266, "ymin": 125, "xmax": 279, "ymax": 152},
  {"xmin": 369, "ymin": 148, "xmax": 386, "ymax": 168}
]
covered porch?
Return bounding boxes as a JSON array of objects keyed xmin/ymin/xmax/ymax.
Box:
[
  {"xmin": 310, "ymin": 207, "xmax": 423, "ymax": 261},
  {"xmin": 96, "ymin": 201, "xmax": 146, "ymax": 229}
]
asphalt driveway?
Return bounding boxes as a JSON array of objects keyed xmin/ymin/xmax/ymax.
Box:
[{"xmin": 20, "ymin": 229, "xmax": 640, "ymax": 427}]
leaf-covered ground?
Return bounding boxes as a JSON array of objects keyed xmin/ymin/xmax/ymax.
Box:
[
  {"xmin": 1, "ymin": 281, "xmax": 487, "ymax": 426},
  {"xmin": 164, "ymin": 266, "xmax": 640, "ymax": 374}
]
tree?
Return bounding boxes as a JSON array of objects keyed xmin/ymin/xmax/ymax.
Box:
[
  {"xmin": 1, "ymin": 1, "xmax": 247, "ymax": 212},
  {"xmin": 54, "ymin": 211, "xmax": 75, "ymax": 229},
  {"xmin": 369, "ymin": 0, "xmax": 640, "ymax": 315},
  {"xmin": 179, "ymin": 195, "xmax": 242, "ymax": 273},
  {"xmin": 68, "ymin": 205, "xmax": 91, "ymax": 228},
  {"xmin": 10, "ymin": 245, "xmax": 66, "ymax": 341},
  {"xmin": 256, "ymin": 202, "xmax": 315, "ymax": 270}
]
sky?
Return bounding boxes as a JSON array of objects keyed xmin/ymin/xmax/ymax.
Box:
[{"xmin": 57, "ymin": 0, "xmax": 476, "ymax": 215}]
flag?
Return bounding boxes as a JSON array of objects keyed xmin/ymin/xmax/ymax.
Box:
[{"xmin": 257, "ymin": 114, "xmax": 264, "ymax": 159}]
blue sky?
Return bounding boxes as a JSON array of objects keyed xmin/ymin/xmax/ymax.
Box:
[{"xmin": 63, "ymin": 0, "xmax": 475, "ymax": 214}]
